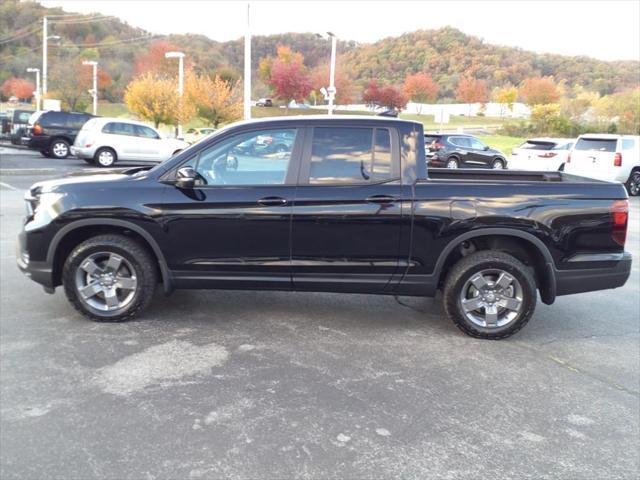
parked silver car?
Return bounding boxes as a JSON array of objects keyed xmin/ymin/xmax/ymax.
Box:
[{"xmin": 71, "ymin": 118, "xmax": 188, "ymax": 167}]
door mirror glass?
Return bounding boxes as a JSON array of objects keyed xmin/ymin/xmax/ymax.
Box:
[
  {"xmin": 175, "ymin": 166, "xmax": 197, "ymax": 188},
  {"xmin": 484, "ymin": 145, "xmax": 490, "ymax": 151}
]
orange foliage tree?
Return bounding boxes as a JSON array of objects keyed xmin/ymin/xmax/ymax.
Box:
[
  {"xmin": 519, "ymin": 76, "xmax": 561, "ymax": 106},
  {"xmin": 311, "ymin": 63, "xmax": 355, "ymax": 105},
  {"xmin": 133, "ymin": 40, "xmax": 188, "ymax": 78},
  {"xmin": 1, "ymin": 78, "xmax": 35, "ymax": 101},
  {"xmin": 403, "ymin": 73, "xmax": 439, "ymax": 114},
  {"xmin": 455, "ymin": 77, "xmax": 489, "ymax": 114}
]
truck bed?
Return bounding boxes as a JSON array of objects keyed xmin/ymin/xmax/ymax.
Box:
[{"xmin": 426, "ymin": 169, "xmax": 606, "ymax": 183}]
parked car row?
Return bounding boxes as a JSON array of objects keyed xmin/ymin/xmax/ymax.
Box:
[
  {"xmin": 424, "ymin": 132, "xmax": 639, "ymax": 196},
  {"xmin": 18, "ymin": 110, "xmax": 190, "ymax": 167},
  {"xmin": 511, "ymin": 134, "xmax": 639, "ymax": 196}
]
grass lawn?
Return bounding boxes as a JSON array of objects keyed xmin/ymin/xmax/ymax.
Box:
[{"xmin": 478, "ymin": 135, "xmax": 525, "ymax": 155}]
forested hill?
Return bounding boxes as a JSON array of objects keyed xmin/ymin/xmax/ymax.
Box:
[
  {"xmin": 341, "ymin": 27, "xmax": 640, "ymax": 98},
  {"xmin": 1, "ymin": 0, "xmax": 638, "ymax": 101}
]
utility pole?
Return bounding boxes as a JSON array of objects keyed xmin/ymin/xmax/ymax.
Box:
[
  {"xmin": 26, "ymin": 68, "xmax": 41, "ymax": 110},
  {"xmin": 165, "ymin": 51, "xmax": 185, "ymax": 138},
  {"xmin": 42, "ymin": 17, "xmax": 60, "ymax": 98},
  {"xmin": 243, "ymin": 3, "xmax": 251, "ymax": 120},
  {"xmin": 82, "ymin": 60, "xmax": 98, "ymax": 115}
]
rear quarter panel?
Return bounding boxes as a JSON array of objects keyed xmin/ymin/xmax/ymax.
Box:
[{"xmin": 408, "ymin": 180, "xmax": 627, "ymax": 277}]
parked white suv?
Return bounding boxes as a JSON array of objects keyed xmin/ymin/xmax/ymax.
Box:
[
  {"xmin": 71, "ymin": 118, "xmax": 188, "ymax": 167},
  {"xmin": 564, "ymin": 134, "xmax": 639, "ymax": 196},
  {"xmin": 509, "ymin": 138, "xmax": 574, "ymax": 171}
]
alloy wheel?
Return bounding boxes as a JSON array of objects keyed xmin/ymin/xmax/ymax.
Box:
[
  {"xmin": 447, "ymin": 159, "xmax": 458, "ymax": 169},
  {"xmin": 52, "ymin": 142, "xmax": 68, "ymax": 158},
  {"xmin": 74, "ymin": 252, "xmax": 138, "ymax": 312},
  {"xmin": 459, "ymin": 268, "xmax": 523, "ymax": 328}
]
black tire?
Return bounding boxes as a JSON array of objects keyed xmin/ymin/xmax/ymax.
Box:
[
  {"xmin": 491, "ymin": 158, "xmax": 505, "ymax": 169},
  {"xmin": 446, "ymin": 157, "xmax": 459, "ymax": 169},
  {"xmin": 62, "ymin": 234, "xmax": 157, "ymax": 322},
  {"xmin": 94, "ymin": 147, "xmax": 117, "ymax": 168},
  {"xmin": 50, "ymin": 139, "xmax": 70, "ymax": 159},
  {"xmin": 626, "ymin": 170, "xmax": 640, "ymax": 197},
  {"xmin": 40, "ymin": 150, "xmax": 51, "ymax": 158},
  {"xmin": 82, "ymin": 158, "xmax": 95, "ymax": 165},
  {"xmin": 443, "ymin": 250, "xmax": 537, "ymax": 340}
]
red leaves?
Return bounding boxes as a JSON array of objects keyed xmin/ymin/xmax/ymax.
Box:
[
  {"xmin": 268, "ymin": 57, "xmax": 313, "ymax": 103},
  {"xmin": 1, "ymin": 78, "xmax": 36, "ymax": 100},
  {"xmin": 363, "ymin": 80, "xmax": 408, "ymax": 110}
]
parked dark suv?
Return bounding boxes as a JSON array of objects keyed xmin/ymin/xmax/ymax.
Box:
[
  {"xmin": 425, "ymin": 133, "xmax": 507, "ymax": 169},
  {"xmin": 27, "ymin": 111, "xmax": 94, "ymax": 159}
]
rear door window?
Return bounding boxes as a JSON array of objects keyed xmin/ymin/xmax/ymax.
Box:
[
  {"xmin": 114, "ymin": 122, "xmax": 137, "ymax": 136},
  {"xmin": 43, "ymin": 112, "xmax": 66, "ymax": 127},
  {"xmin": 622, "ymin": 139, "xmax": 636, "ymax": 150},
  {"xmin": 66, "ymin": 114, "xmax": 90, "ymax": 129},
  {"xmin": 575, "ymin": 138, "xmax": 617, "ymax": 152},
  {"xmin": 449, "ymin": 136, "xmax": 471, "ymax": 148},
  {"xmin": 308, "ymin": 127, "xmax": 394, "ymax": 184},
  {"xmin": 135, "ymin": 125, "xmax": 160, "ymax": 139}
]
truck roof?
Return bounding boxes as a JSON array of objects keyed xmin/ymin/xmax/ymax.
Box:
[{"xmin": 229, "ymin": 115, "xmax": 423, "ymax": 128}]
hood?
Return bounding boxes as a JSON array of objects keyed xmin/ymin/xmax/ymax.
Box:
[{"xmin": 29, "ymin": 166, "xmax": 152, "ymax": 195}]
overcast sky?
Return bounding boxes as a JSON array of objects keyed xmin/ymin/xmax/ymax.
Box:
[{"xmin": 40, "ymin": 0, "xmax": 640, "ymax": 61}]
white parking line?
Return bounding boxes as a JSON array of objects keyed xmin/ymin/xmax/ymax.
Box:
[{"xmin": 0, "ymin": 181, "xmax": 19, "ymax": 191}]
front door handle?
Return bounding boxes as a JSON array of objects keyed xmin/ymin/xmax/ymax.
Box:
[
  {"xmin": 257, "ymin": 196, "xmax": 288, "ymax": 206},
  {"xmin": 365, "ymin": 195, "xmax": 397, "ymax": 204}
]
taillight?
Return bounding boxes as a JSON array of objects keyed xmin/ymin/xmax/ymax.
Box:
[
  {"xmin": 33, "ymin": 123, "xmax": 42, "ymax": 135},
  {"xmin": 539, "ymin": 152, "xmax": 557, "ymax": 158},
  {"xmin": 614, "ymin": 153, "xmax": 622, "ymax": 167},
  {"xmin": 610, "ymin": 199, "xmax": 629, "ymax": 246}
]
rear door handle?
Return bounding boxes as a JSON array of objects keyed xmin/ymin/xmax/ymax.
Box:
[
  {"xmin": 365, "ymin": 195, "xmax": 397, "ymax": 204},
  {"xmin": 257, "ymin": 196, "xmax": 288, "ymax": 206}
]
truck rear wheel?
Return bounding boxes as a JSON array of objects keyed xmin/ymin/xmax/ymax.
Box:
[
  {"xmin": 62, "ymin": 234, "xmax": 157, "ymax": 322},
  {"xmin": 443, "ymin": 251, "xmax": 537, "ymax": 339}
]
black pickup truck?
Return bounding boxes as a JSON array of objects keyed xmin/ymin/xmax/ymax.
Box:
[{"xmin": 17, "ymin": 116, "xmax": 632, "ymax": 339}]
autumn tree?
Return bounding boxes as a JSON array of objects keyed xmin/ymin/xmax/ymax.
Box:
[
  {"xmin": 311, "ymin": 63, "xmax": 355, "ymax": 105},
  {"xmin": 595, "ymin": 88, "xmax": 640, "ymax": 134},
  {"xmin": 261, "ymin": 47, "xmax": 313, "ymax": 111},
  {"xmin": 48, "ymin": 60, "xmax": 113, "ymax": 111},
  {"xmin": 519, "ymin": 76, "xmax": 561, "ymax": 106},
  {"xmin": 402, "ymin": 73, "xmax": 439, "ymax": 114},
  {"xmin": 125, "ymin": 73, "xmax": 187, "ymax": 128},
  {"xmin": 494, "ymin": 85, "xmax": 518, "ymax": 117},
  {"xmin": 188, "ymin": 75, "xmax": 243, "ymax": 128},
  {"xmin": 363, "ymin": 80, "xmax": 408, "ymax": 110},
  {"xmin": 133, "ymin": 40, "xmax": 187, "ymax": 78},
  {"xmin": 455, "ymin": 77, "xmax": 489, "ymax": 115},
  {"xmin": 1, "ymin": 78, "xmax": 35, "ymax": 101}
]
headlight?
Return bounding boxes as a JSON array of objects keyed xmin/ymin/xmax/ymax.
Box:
[{"xmin": 37, "ymin": 192, "xmax": 66, "ymax": 218}]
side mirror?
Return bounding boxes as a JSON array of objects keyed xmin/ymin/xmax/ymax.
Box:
[
  {"xmin": 175, "ymin": 166, "xmax": 197, "ymax": 189},
  {"xmin": 483, "ymin": 145, "xmax": 490, "ymax": 151}
]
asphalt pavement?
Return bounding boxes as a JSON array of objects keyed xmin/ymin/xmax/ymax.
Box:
[{"xmin": 1, "ymin": 148, "xmax": 639, "ymax": 479}]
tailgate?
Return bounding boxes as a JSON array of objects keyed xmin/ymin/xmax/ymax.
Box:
[{"xmin": 570, "ymin": 137, "xmax": 617, "ymax": 174}]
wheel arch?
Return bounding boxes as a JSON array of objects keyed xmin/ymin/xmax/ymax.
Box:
[
  {"xmin": 48, "ymin": 219, "xmax": 172, "ymax": 294},
  {"xmin": 434, "ymin": 228, "xmax": 556, "ymax": 305}
]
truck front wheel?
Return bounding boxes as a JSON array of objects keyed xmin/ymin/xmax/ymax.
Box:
[
  {"xmin": 443, "ymin": 251, "xmax": 537, "ymax": 339},
  {"xmin": 62, "ymin": 234, "xmax": 157, "ymax": 322}
]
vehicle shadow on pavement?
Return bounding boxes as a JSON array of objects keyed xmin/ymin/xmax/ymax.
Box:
[{"xmin": 142, "ymin": 289, "xmax": 457, "ymax": 335}]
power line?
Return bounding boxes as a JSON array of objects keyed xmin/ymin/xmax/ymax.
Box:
[
  {"xmin": 0, "ymin": 20, "xmax": 41, "ymax": 42},
  {"xmin": 50, "ymin": 15, "xmax": 115, "ymax": 25},
  {"xmin": 57, "ymin": 35, "xmax": 161, "ymax": 49},
  {"xmin": 0, "ymin": 26, "xmax": 42, "ymax": 45}
]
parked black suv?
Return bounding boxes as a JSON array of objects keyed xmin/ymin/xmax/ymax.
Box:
[
  {"xmin": 425, "ymin": 133, "xmax": 507, "ymax": 169},
  {"xmin": 27, "ymin": 111, "xmax": 94, "ymax": 159}
]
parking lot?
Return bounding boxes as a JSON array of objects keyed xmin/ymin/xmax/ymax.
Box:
[{"xmin": 1, "ymin": 148, "xmax": 639, "ymax": 479}]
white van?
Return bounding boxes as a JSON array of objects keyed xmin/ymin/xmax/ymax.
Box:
[
  {"xmin": 564, "ymin": 134, "xmax": 639, "ymax": 196},
  {"xmin": 71, "ymin": 117, "xmax": 188, "ymax": 167}
]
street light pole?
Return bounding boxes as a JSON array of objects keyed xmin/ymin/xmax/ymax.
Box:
[
  {"xmin": 243, "ymin": 3, "xmax": 251, "ymax": 120},
  {"xmin": 42, "ymin": 17, "xmax": 47, "ymax": 96},
  {"xmin": 165, "ymin": 51, "xmax": 186, "ymax": 138},
  {"xmin": 26, "ymin": 68, "xmax": 41, "ymax": 110},
  {"xmin": 82, "ymin": 60, "xmax": 98, "ymax": 115},
  {"xmin": 327, "ymin": 32, "xmax": 337, "ymax": 115}
]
